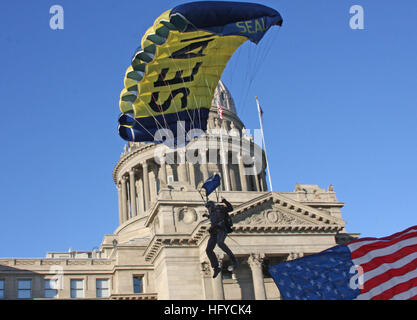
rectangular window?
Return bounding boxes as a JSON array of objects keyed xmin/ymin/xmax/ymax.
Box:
[
  {"xmin": 70, "ymin": 279, "xmax": 84, "ymax": 298},
  {"xmin": 0, "ymin": 280, "xmax": 4, "ymax": 299},
  {"xmin": 44, "ymin": 279, "xmax": 58, "ymax": 298},
  {"xmin": 17, "ymin": 279, "xmax": 32, "ymax": 299},
  {"xmin": 133, "ymin": 276, "xmax": 143, "ymax": 294},
  {"xmin": 96, "ymin": 279, "xmax": 109, "ymax": 298}
]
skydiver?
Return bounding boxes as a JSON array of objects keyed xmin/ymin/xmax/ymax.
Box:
[{"xmin": 203, "ymin": 198, "xmax": 238, "ymax": 278}]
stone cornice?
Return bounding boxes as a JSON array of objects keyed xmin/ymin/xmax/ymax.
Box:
[
  {"xmin": 232, "ymin": 224, "xmax": 344, "ymax": 233},
  {"xmin": 231, "ymin": 192, "xmax": 346, "ymax": 226},
  {"xmin": 142, "ymin": 191, "xmax": 346, "ymax": 262},
  {"xmin": 144, "ymin": 234, "xmax": 202, "ymax": 262},
  {"xmin": 300, "ymin": 201, "xmax": 345, "ymax": 208},
  {"xmin": 109, "ymin": 293, "xmax": 157, "ymax": 300},
  {"xmin": 143, "ymin": 221, "xmax": 343, "ymax": 263},
  {"xmin": 113, "ymin": 143, "xmax": 157, "ymax": 184}
]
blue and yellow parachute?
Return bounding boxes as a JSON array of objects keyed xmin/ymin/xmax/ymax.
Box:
[{"xmin": 118, "ymin": 1, "xmax": 283, "ymax": 143}]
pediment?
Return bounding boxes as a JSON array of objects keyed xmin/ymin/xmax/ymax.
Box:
[
  {"xmin": 233, "ymin": 204, "xmax": 315, "ymax": 226},
  {"xmin": 231, "ymin": 193, "xmax": 345, "ymax": 230}
]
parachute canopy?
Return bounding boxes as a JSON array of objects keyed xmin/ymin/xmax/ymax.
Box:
[{"xmin": 118, "ymin": 1, "xmax": 283, "ymax": 144}]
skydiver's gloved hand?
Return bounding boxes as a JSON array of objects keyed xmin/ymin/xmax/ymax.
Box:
[{"xmin": 221, "ymin": 198, "xmax": 233, "ymax": 212}]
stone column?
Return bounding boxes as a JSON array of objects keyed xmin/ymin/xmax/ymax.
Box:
[
  {"xmin": 129, "ymin": 169, "xmax": 137, "ymax": 218},
  {"xmin": 261, "ymin": 170, "xmax": 267, "ymax": 191},
  {"xmin": 142, "ymin": 161, "xmax": 150, "ymax": 211},
  {"xmin": 177, "ymin": 150, "xmax": 188, "ymax": 183},
  {"xmin": 238, "ymin": 153, "xmax": 248, "ymax": 191},
  {"xmin": 200, "ymin": 149, "xmax": 209, "ymax": 181},
  {"xmin": 248, "ymin": 253, "xmax": 266, "ymax": 300},
  {"xmin": 200, "ymin": 262, "xmax": 212, "ymax": 299},
  {"xmin": 221, "ymin": 150, "xmax": 231, "ymax": 191},
  {"xmin": 149, "ymin": 165, "xmax": 156, "ymax": 203},
  {"xmin": 229, "ymin": 163, "xmax": 237, "ymax": 191},
  {"xmin": 117, "ymin": 183, "xmax": 124, "ymax": 224},
  {"xmin": 188, "ymin": 162, "xmax": 196, "ymax": 188},
  {"xmin": 252, "ymin": 157, "xmax": 260, "ymax": 191},
  {"xmin": 160, "ymin": 155, "xmax": 167, "ymax": 184},
  {"xmin": 212, "ymin": 254, "xmax": 225, "ymax": 300},
  {"xmin": 121, "ymin": 176, "xmax": 129, "ymax": 221},
  {"xmin": 136, "ymin": 178, "xmax": 144, "ymax": 217}
]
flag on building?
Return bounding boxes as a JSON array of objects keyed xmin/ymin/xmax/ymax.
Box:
[
  {"xmin": 268, "ymin": 225, "xmax": 417, "ymax": 300},
  {"xmin": 217, "ymin": 103, "xmax": 223, "ymax": 120}
]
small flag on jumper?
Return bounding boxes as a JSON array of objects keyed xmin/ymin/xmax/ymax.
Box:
[
  {"xmin": 202, "ymin": 174, "xmax": 221, "ymax": 196},
  {"xmin": 217, "ymin": 103, "xmax": 223, "ymax": 120}
]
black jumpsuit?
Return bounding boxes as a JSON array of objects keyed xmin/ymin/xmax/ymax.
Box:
[{"xmin": 205, "ymin": 199, "xmax": 237, "ymax": 270}]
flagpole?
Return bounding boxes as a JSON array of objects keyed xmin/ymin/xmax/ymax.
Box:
[{"xmin": 255, "ymin": 96, "xmax": 273, "ymax": 192}]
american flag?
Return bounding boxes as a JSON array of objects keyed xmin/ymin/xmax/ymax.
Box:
[
  {"xmin": 217, "ymin": 103, "xmax": 223, "ymax": 120},
  {"xmin": 268, "ymin": 225, "xmax": 417, "ymax": 300}
]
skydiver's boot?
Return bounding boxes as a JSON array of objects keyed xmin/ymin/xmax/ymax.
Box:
[{"xmin": 212, "ymin": 267, "xmax": 221, "ymax": 278}]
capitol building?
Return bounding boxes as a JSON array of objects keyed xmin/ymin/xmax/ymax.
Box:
[{"xmin": 0, "ymin": 81, "xmax": 357, "ymax": 300}]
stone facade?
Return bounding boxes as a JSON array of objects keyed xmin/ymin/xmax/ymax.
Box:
[{"xmin": 0, "ymin": 81, "xmax": 358, "ymax": 300}]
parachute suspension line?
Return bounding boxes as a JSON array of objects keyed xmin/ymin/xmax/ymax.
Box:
[
  {"xmin": 240, "ymin": 44, "xmax": 255, "ymax": 116},
  {"xmin": 151, "ymin": 91, "xmax": 171, "ymax": 130},
  {"xmin": 134, "ymin": 97, "xmax": 168, "ymax": 141},
  {"xmin": 251, "ymin": 27, "xmax": 281, "ymax": 84},
  {"xmin": 121, "ymin": 86, "xmax": 168, "ymax": 142},
  {"xmin": 238, "ymin": 27, "xmax": 281, "ymax": 118},
  {"xmin": 125, "ymin": 114, "xmax": 161, "ymax": 142},
  {"xmin": 231, "ymin": 41, "xmax": 250, "ymax": 119},
  {"xmin": 210, "ymin": 58, "xmax": 231, "ymax": 193}
]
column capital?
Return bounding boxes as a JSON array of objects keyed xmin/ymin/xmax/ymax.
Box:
[
  {"xmin": 129, "ymin": 168, "xmax": 138, "ymax": 174},
  {"xmin": 248, "ymin": 253, "xmax": 267, "ymax": 300},
  {"xmin": 247, "ymin": 253, "xmax": 265, "ymax": 269},
  {"xmin": 200, "ymin": 261, "xmax": 211, "ymax": 277},
  {"xmin": 287, "ymin": 252, "xmax": 304, "ymax": 261}
]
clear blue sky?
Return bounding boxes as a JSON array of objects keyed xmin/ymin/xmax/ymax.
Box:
[{"xmin": 0, "ymin": 0, "xmax": 415, "ymax": 257}]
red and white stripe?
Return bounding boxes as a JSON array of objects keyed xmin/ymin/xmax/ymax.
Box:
[
  {"xmin": 346, "ymin": 226, "xmax": 417, "ymax": 300},
  {"xmin": 217, "ymin": 103, "xmax": 223, "ymax": 120}
]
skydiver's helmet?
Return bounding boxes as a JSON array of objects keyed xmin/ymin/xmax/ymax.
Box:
[{"xmin": 205, "ymin": 201, "xmax": 216, "ymax": 211}]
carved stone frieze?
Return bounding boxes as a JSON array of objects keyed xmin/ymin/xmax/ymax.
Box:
[
  {"xmin": 177, "ymin": 207, "xmax": 198, "ymax": 225},
  {"xmin": 233, "ymin": 203, "xmax": 316, "ymax": 227},
  {"xmin": 200, "ymin": 262, "xmax": 211, "ymax": 277}
]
